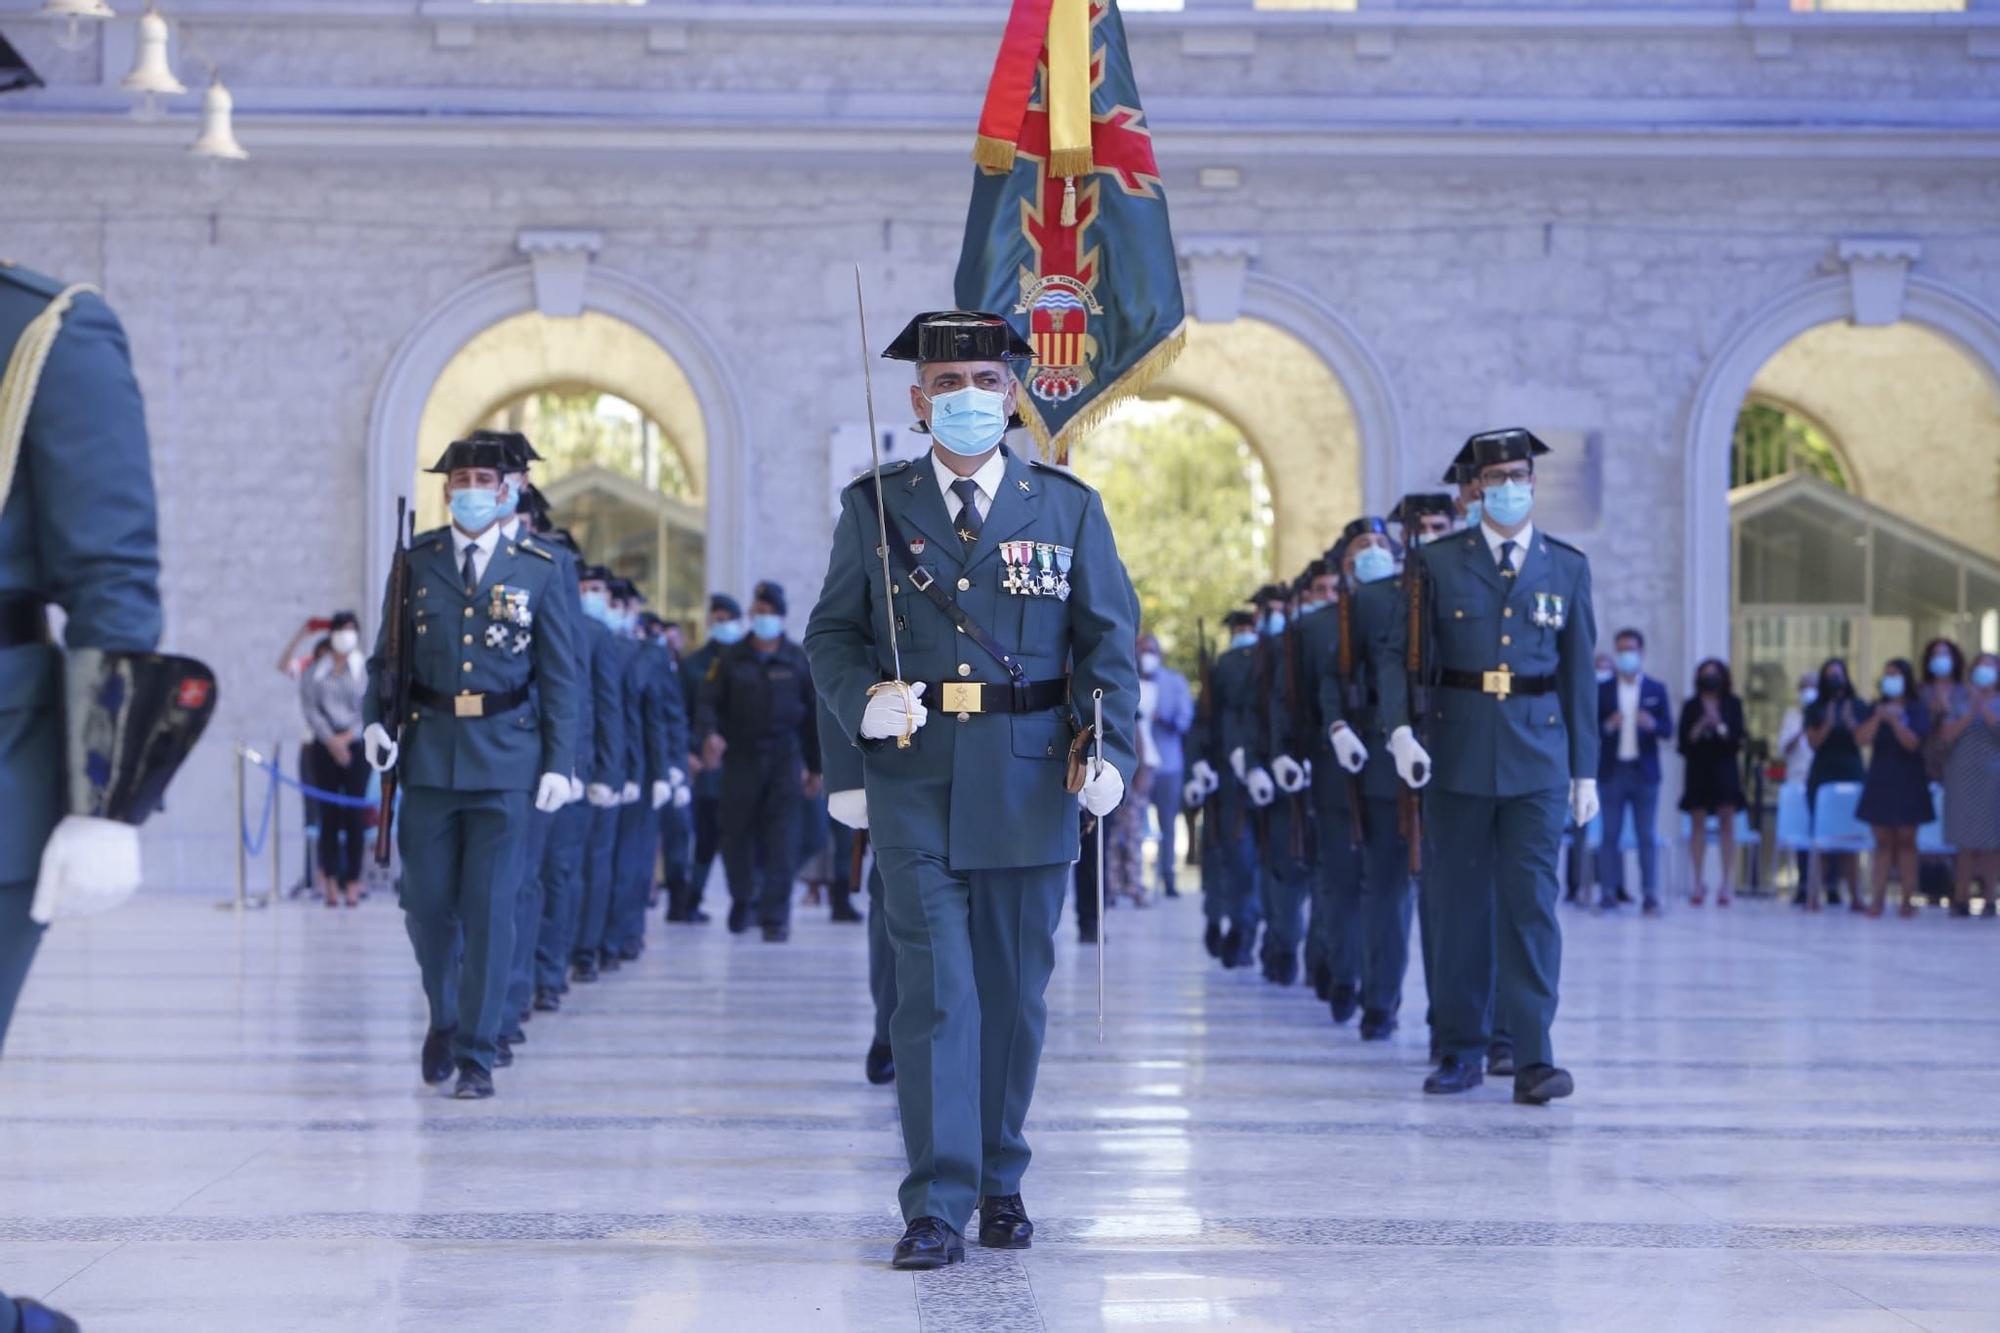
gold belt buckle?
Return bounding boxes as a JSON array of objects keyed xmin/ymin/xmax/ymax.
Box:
[
  {"xmin": 454, "ymin": 692, "xmax": 485, "ymax": 718},
  {"xmin": 940, "ymin": 682, "xmax": 983, "ymax": 714},
  {"xmin": 1481, "ymin": 666, "xmax": 1513, "ymax": 700}
]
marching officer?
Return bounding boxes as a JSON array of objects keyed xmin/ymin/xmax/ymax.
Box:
[
  {"xmin": 363, "ymin": 434, "xmax": 581, "ymax": 1099},
  {"xmin": 606, "ymin": 599, "xmax": 687, "ymax": 962},
  {"xmin": 668, "ymin": 593, "xmax": 744, "ymax": 923},
  {"xmin": 1391, "ymin": 492, "xmax": 1457, "ymax": 550},
  {"xmin": 1375, "ymin": 428, "xmax": 1598, "ymax": 1104},
  {"xmin": 804, "ymin": 309, "xmax": 1137, "ymax": 1270},
  {"xmin": 547, "ymin": 562, "xmax": 627, "ymax": 994},
  {"xmin": 1189, "ymin": 606, "xmax": 1265, "ymax": 969},
  {"xmin": 819, "ymin": 699, "xmax": 898, "ymax": 1086},
  {"xmin": 698, "ymin": 579, "xmax": 821, "ymax": 942},
  {"xmin": 570, "ymin": 576, "xmax": 641, "ymax": 979},
  {"xmin": 0, "ymin": 236, "xmax": 172, "ymax": 1333},
  {"xmin": 1247, "ymin": 582, "xmax": 1314, "ymax": 987}
]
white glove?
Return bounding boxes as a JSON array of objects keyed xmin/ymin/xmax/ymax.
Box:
[
  {"xmin": 1244, "ymin": 767, "xmax": 1276, "ymax": 807},
  {"xmin": 651, "ymin": 780, "xmax": 671, "ymax": 811},
  {"xmin": 621, "ymin": 780, "xmax": 640, "ymax": 805},
  {"xmin": 860, "ymin": 681, "xmax": 928, "ymax": 740},
  {"xmin": 1271, "ymin": 755, "xmax": 1306, "ymax": 794},
  {"xmin": 30, "ymin": 815, "xmax": 142, "ymax": 925},
  {"xmin": 1190, "ymin": 759, "xmax": 1219, "ymax": 795},
  {"xmin": 828, "ymin": 787, "xmax": 870, "ymax": 830},
  {"xmin": 1570, "ymin": 777, "xmax": 1600, "ymax": 828},
  {"xmin": 1302, "ymin": 758, "xmax": 1314, "ymax": 786},
  {"xmin": 534, "ymin": 772, "xmax": 570, "ymax": 814},
  {"xmin": 1077, "ymin": 758, "xmax": 1125, "ymax": 818},
  {"xmin": 1388, "ymin": 726, "xmax": 1432, "ymax": 789},
  {"xmin": 1330, "ymin": 724, "xmax": 1368, "ymax": 775},
  {"xmin": 586, "ymin": 783, "xmax": 619, "ymax": 808},
  {"xmin": 362, "ymin": 722, "xmax": 399, "ymax": 773},
  {"xmin": 673, "ymin": 784, "xmax": 691, "ymax": 809},
  {"xmin": 1182, "ymin": 777, "xmax": 1203, "ymax": 808},
  {"xmin": 568, "ymin": 775, "xmax": 586, "ymax": 804},
  {"xmin": 667, "ymin": 766, "xmax": 688, "ymax": 791},
  {"xmin": 1228, "ymin": 747, "xmax": 1247, "ymax": 781}
]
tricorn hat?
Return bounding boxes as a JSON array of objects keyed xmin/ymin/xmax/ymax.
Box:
[
  {"xmin": 426, "ymin": 435, "xmax": 510, "ymax": 475},
  {"xmin": 1463, "ymin": 427, "xmax": 1550, "ymax": 473},
  {"xmin": 1389, "ymin": 492, "xmax": 1457, "ymax": 527},
  {"xmin": 1, "ymin": 34, "xmax": 42, "ymax": 95},
  {"xmin": 882, "ymin": 310, "xmax": 1034, "ymax": 365},
  {"xmin": 1329, "ymin": 516, "xmax": 1390, "ymax": 568}
]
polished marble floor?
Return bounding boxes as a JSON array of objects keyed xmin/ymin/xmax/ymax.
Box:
[{"xmin": 3, "ymin": 882, "xmax": 1998, "ymax": 1331}]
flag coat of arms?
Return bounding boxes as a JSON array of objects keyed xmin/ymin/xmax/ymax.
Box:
[{"xmin": 956, "ymin": 0, "xmax": 1186, "ymax": 462}]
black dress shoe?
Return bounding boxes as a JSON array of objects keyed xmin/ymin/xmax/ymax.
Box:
[
  {"xmin": 571, "ymin": 957, "xmax": 599, "ymax": 984},
  {"xmin": 727, "ymin": 903, "xmax": 752, "ymax": 934},
  {"xmin": 865, "ymin": 1040, "xmax": 896, "ymax": 1085},
  {"xmin": 534, "ymin": 988, "xmax": 562, "ymax": 1013},
  {"xmin": 831, "ymin": 902, "xmax": 863, "ymax": 923},
  {"xmin": 1423, "ymin": 1055, "xmax": 1484, "ymax": 1095},
  {"xmin": 1077, "ymin": 923, "xmax": 1099, "ymax": 945},
  {"xmin": 1164, "ymin": 886, "xmax": 1181, "ymax": 898},
  {"xmin": 1514, "ymin": 1063, "xmax": 1575, "ymax": 1105},
  {"xmin": 1311, "ymin": 961, "xmax": 1333, "ymax": 1002},
  {"xmin": 1359, "ymin": 1008, "xmax": 1398, "ymax": 1041},
  {"xmin": 1486, "ymin": 1042, "xmax": 1517, "ymax": 1077},
  {"xmin": 1203, "ymin": 921, "xmax": 1223, "ymax": 958},
  {"xmin": 691, "ymin": 908, "xmax": 712, "ymax": 923},
  {"xmin": 1329, "ymin": 983, "xmax": 1359, "ymax": 1025},
  {"xmin": 762, "ymin": 924, "xmax": 790, "ymax": 943},
  {"xmin": 598, "ymin": 952, "xmax": 623, "ymax": 973},
  {"xmin": 13, "ymin": 1298, "xmax": 81, "ymax": 1333},
  {"xmin": 1269, "ymin": 952, "xmax": 1298, "ymax": 987},
  {"xmin": 891, "ymin": 1217, "xmax": 965, "ymax": 1270},
  {"xmin": 421, "ymin": 1027, "xmax": 456, "ymax": 1085},
  {"xmin": 977, "ymin": 1193, "xmax": 1034, "ymax": 1249},
  {"xmin": 495, "ymin": 1037, "xmax": 514, "ymax": 1069},
  {"xmin": 453, "ymin": 1060, "xmax": 495, "ymax": 1099},
  {"xmin": 618, "ymin": 943, "xmax": 643, "ymax": 962}
]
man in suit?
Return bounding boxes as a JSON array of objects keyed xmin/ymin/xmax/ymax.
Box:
[
  {"xmin": 1597, "ymin": 627, "xmax": 1672, "ymax": 914},
  {"xmin": 805, "ymin": 310, "xmax": 1138, "ymax": 1270},
  {"xmin": 363, "ymin": 435, "xmax": 581, "ymax": 1099},
  {"xmin": 1376, "ymin": 428, "xmax": 1598, "ymax": 1105}
]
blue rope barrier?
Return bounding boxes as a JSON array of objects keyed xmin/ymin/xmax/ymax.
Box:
[
  {"xmin": 267, "ymin": 764, "xmax": 376, "ymax": 810},
  {"xmin": 240, "ymin": 750, "xmax": 380, "ymax": 856}
]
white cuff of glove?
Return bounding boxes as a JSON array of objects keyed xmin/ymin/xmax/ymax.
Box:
[
  {"xmin": 534, "ymin": 772, "xmax": 570, "ymax": 814},
  {"xmin": 673, "ymin": 783, "xmax": 692, "ymax": 809},
  {"xmin": 827, "ymin": 787, "xmax": 870, "ymax": 830},
  {"xmin": 1387, "ymin": 725, "xmax": 1432, "ymax": 790},
  {"xmin": 667, "ymin": 766, "xmax": 687, "ymax": 790},
  {"xmin": 1271, "ymin": 754, "xmax": 1306, "ymax": 794},
  {"xmin": 1077, "ymin": 759, "xmax": 1125, "ymax": 818},
  {"xmin": 1190, "ymin": 759, "xmax": 1218, "ymax": 795},
  {"xmin": 30, "ymin": 815, "xmax": 141, "ymax": 925},
  {"xmin": 1330, "ymin": 724, "xmax": 1369, "ymax": 775},
  {"xmin": 1182, "ymin": 778, "xmax": 1203, "ymax": 809},
  {"xmin": 650, "ymin": 780, "xmax": 671, "ymax": 811},
  {"xmin": 568, "ymin": 775, "xmax": 586, "ymax": 804},
  {"xmin": 1569, "ymin": 777, "xmax": 1600, "ymax": 828},
  {"xmin": 1228, "ymin": 747, "xmax": 1247, "ymax": 782},
  {"xmin": 1245, "ymin": 767, "xmax": 1276, "ymax": 807},
  {"xmin": 362, "ymin": 722, "xmax": 398, "ymax": 773},
  {"xmin": 586, "ymin": 783, "xmax": 618, "ymax": 809},
  {"xmin": 860, "ymin": 681, "xmax": 928, "ymax": 741},
  {"xmin": 621, "ymin": 781, "xmax": 640, "ymax": 805}
]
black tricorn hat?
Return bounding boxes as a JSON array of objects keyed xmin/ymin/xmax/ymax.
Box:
[
  {"xmin": 1463, "ymin": 427, "xmax": 1550, "ymax": 473},
  {"xmin": 1, "ymin": 35, "xmax": 42, "ymax": 95},
  {"xmin": 455, "ymin": 428, "xmax": 539, "ymax": 472},
  {"xmin": 1222, "ymin": 609, "xmax": 1257, "ymax": 630},
  {"xmin": 753, "ymin": 580, "xmax": 787, "ymax": 616},
  {"xmin": 516, "ymin": 481, "xmax": 552, "ymax": 519},
  {"xmin": 1390, "ymin": 492, "xmax": 1457, "ymax": 527},
  {"xmin": 1329, "ymin": 516, "xmax": 1390, "ymax": 568},
  {"xmin": 1442, "ymin": 439, "xmax": 1478, "ymax": 487},
  {"xmin": 882, "ymin": 310, "xmax": 1033, "ymax": 365},
  {"xmin": 1248, "ymin": 583, "xmax": 1290, "ymax": 608},
  {"xmin": 426, "ymin": 435, "xmax": 510, "ymax": 475}
]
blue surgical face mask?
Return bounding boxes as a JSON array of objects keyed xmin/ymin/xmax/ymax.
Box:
[
  {"xmin": 1230, "ymin": 631, "xmax": 1258, "ymax": 652},
  {"xmin": 1929, "ymin": 653, "xmax": 1955, "ymax": 680},
  {"xmin": 1880, "ymin": 674, "xmax": 1905, "ymax": 700},
  {"xmin": 1615, "ymin": 649, "xmax": 1642, "ymax": 676},
  {"xmin": 494, "ymin": 477, "xmax": 521, "ymax": 519},
  {"xmin": 1263, "ymin": 612, "xmax": 1286, "ymax": 637},
  {"xmin": 925, "ymin": 385, "xmax": 1010, "ymax": 457},
  {"xmin": 448, "ymin": 486, "xmax": 502, "ymax": 534},
  {"xmin": 1799, "ymin": 686, "xmax": 1818, "ymax": 706},
  {"xmin": 751, "ymin": 613, "xmax": 783, "ymax": 640},
  {"xmin": 1352, "ymin": 546, "xmax": 1395, "ymax": 585},
  {"xmin": 1596, "ymin": 669, "xmax": 1613, "ymax": 685},
  {"xmin": 1972, "ymin": 663, "xmax": 1998, "ymax": 690},
  {"xmin": 1462, "ymin": 499, "xmax": 1483, "ymax": 529},
  {"xmin": 579, "ymin": 589, "xmax": 609, "ymax": 622},
  {"xmin": 711, "ymin": 618, "xmax": 747, "ymax": 646},
  {"xmin": 1481, "ymin": 480, "xmax": 1534, "ymax": 528}
]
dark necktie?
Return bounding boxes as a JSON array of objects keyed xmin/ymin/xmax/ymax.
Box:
[
  {"xmin": 462, "ymin": 544, "xmax": 479, "ymax": 595},
  {"xmin": 951, "ymin": 478, "xmax": 983, "ymax": 548},
  {"xmin": 1498, "ymin": 539, "xmax": 1517, "ymax": 577}
]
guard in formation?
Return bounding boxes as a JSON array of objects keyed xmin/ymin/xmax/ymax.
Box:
[
  {"xmin": 804, "ymin": 310, "xmax": 1138, "ymax": 1270},
  {"xmin": 1184, "ymin": 429, "xmax": 1596, "ymax": 1105}
]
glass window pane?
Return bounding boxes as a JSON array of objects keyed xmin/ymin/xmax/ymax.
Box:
[
  {"xmin": 1870, "ymin": 527, "xmax": 1962, "ymax": 667},
  {"xmin": 1968, "ymin": 570, "xmax": 2000, "ymax": 656},
  {"xmin": 1737, "ymin": 488, "xmax": 1865, "ymax": 605}
]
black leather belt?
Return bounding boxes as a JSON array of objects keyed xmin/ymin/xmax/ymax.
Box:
[
  {"xmin": 0, "ymin": 596, "xmax": 48, "ymax": 649},
  {"xmin": 1439, "ymin": 667, "xmax": 1556, "ymax": 699},
  {"xmin": 918, "ymin": 676, "xmax": 1068, "ymax": 716},
  {"xmin": 411, "ymin": 681, "xmax": 532, "ymax": 719}
]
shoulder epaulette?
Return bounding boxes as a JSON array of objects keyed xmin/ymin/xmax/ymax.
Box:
[
  {"xmin": 414, "ymin": 525, "xmax": 449, "ymax": 552},
  {"xmin": 1542, "ymin": 534, "xmax": 1587, "ymax": 558},
  {"xmin": 0, "ymin": 261, "xmax": 67, "ymax": 302},
  {"xmin": 517, "ymin": 538, "xmax": 554, "ymax": 562},
  {"xmin": 845, "ymin": 459, "xmax": 911, "ymax": 489},
  {"xmin": 1027, "ymin": 457, "xmax": 1092, "ymax": 490}
]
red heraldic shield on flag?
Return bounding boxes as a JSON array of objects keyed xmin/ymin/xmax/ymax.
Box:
[{"xmin": 956, "ymin": 0, "xmax": 1186, "ymax": 462}]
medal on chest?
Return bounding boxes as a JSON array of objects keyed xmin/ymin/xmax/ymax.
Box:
[{"xmin": 1000, "ymin": 541, "xmax": 1074, "ymax": 602}]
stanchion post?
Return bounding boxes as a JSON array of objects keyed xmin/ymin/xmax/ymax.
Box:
[
  {"xmin": 269, "ymin": 738, "xmax": 282, "ymax": 904},
  {"xmin": 219, "ymin": 744, "xmax": 272, "ymax": 912}
]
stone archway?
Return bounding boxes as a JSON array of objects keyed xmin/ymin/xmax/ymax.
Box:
[
  {"xmin": 1682, "ymin": 270, "xmax": 2000, "ymax": 665},
  {"xmin": 365, "ymin": 260, "xmax": 748, "ymax": 605}
]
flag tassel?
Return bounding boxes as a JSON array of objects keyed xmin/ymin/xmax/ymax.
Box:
[{"xmin": 1059, "ymin": 177, "xmax": 1078, "ymax": 226}]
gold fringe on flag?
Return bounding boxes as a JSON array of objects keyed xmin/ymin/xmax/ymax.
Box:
[
  {"xmin": 1019, "ymin": 320, "xmax": 1189, "ymax": 466},
  {"xmin": 1046, "ymin": 0, "xmax": 1094, "ymax": 179},
  {"xmin": 973, "ymin": 133, "xmax": 1018, "ymax": 173}
]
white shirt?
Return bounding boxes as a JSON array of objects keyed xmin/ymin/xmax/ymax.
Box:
[
  {"xmin": 935, "ymin": 448, "xmax": 1006, "ymax": 524},
  {"xmin": 452, "ymin": 522, "xmax": 502, "ymax": 587},
  {"xmin": 1137, "ymin": 677, "xmax": 1162, "ymax": 770},
  {"xmin": 1616, "ymin": 673, "xmax": 1641, "ymax": 762},
  {"xmin": 1479, "ymin": 518, "xmax": 1535, "ymax": 573}
]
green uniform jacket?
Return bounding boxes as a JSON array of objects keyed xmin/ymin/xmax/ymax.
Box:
[
  {"xmin": 578, "ymin": 617, "xmax": 625, "ymax": 786},
  {"xmin": 365, "ymin": 527, "xmax": 581, "ymax": 791},
  {"xmin": 0, "ymin": 266, "xmax": 162, "ymax": 884},
  {"xmin": 1315, "ymin": 582, "xmax": 1403, "ymax": 803},
  {"xmin": 1190, "ymin": 644, "xmax": 1264, "ymax": 826},
  {"xmin": 804, "ymin": 446, "xmax": 1139, "ymax": 871},
  {"xmin": 1374, "ymin": 528, "xmax": 1598, "ymax": 798}
]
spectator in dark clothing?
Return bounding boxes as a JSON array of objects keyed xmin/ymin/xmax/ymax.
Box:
[
  {"xmin": 1596, "ymin": 628, "xmax": 1674, "ymax": 912},
  {"xmin": 1853, "ymin": 658, "xmax": 1934, "ymax": 919},
  {"xmin": 300, "ymin": 612, "xmax": 369, "ymax": 907},
  {"xmin": 1677, "ymin": 657, "xmax": 1746, "ymax": 907},
  {"xmin": 1804, "ymin": 657, "xmax": 1866, "ymax": 910}
]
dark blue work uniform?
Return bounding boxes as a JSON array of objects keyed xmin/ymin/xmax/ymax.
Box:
[{"xmin": 699, "ymin": 635, "xmax": 822, "ymax": 931}]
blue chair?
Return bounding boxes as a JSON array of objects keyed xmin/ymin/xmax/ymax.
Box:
[
  {"xmin": 1775, "ymin": 783, "xmax": 1811, "ymax": 853},
  {"xmin": 1583, "ymin": 810, "xmax": 1663, "ymax": 903},
  {"xmin": 1808, "ymin": 782, "xmax": 1871, "ymax": 905},
  {"xmin": 1678, "ymin": 808, "xmax": 1763, "ymax": 900},
  {"xmin": 1917, "ymin": 782, "xmax": 1954, "ymax": 856}
]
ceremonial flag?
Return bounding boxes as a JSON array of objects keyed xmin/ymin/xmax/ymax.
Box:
[{"xmin": 956, "ymin": 0, "xmax": 1185, "ymax": 463}]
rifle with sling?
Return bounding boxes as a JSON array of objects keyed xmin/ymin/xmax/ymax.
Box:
[
  {"xmin": 1400, "ymin": 559, "xmax": 1431, "ymax": 877},
  {"xmin": 1335, "ymin": 586, "xmax": 1367, "ymax": 849},
  {"xmin": 373, "ymin": 498, "xmax": 414, "ymax": 866},
  {"xmin": 1195, "ymin": 620, "xmax": 1218, "ymax": 852}
]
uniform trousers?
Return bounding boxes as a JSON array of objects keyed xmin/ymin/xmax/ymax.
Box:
[
  {"xmin": 1147, "ymin": 766, "xmax": 1183, "ymax": 897},
  {"xmin": 502, "ymin": 808, "xmax": 555, "ymax": 1039},
  {"xmin": 659, "ymin": 801, "xmax": 692, "ymax": 899},
  {"xmin": 608, "ymin": 800, "xmax": 657, "ymax": 955},
  {"xmin": 1357, "ymin": 794, "xmax": 1415, "ymax": 1016},
  {"xmin": 689, "ymin": 789, "xmax": 722, "ymax": 907},
  {"xmin": 1260, "ymin": 795, "xmax": 1314, "ymax": 963},
  {"xmin": 573, "ymin": 803, "xmax": 620, "ymax": 961},
  {"xmin": 719, "ymin": 745, "xmax": 804, "ymax": 930},
  {"xmin": 0, "ymin": 881, "xmax": 43, "ymax": 1056},
  {"xmin": 866, "ymin": 861, "xmax": 896, "ymax": 1048},
  {"xmin": 876, "ymin": 848, "xmax": 1067, "ymax": 1235},
  {"xmin": 536, "ymin": 798, "xmax": 590, "ymax": 993},
  {"xmin": 397, "ymin": 786, "xmax": 530, "ymax": 1072},
  {"xmin": 1424, "ymin": 786, "xmax": 1565, "ymax": 1069},
  {"xmin": 1313, "ymin": 793, "xmax": 1366, "ymax": 990}
]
